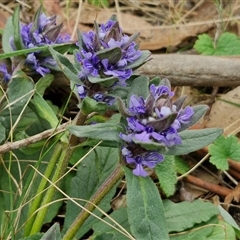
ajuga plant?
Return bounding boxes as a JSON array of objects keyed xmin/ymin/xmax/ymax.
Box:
[{"xmin": 0, "ymin": 5, "xmax": 236, "ymax": 240}]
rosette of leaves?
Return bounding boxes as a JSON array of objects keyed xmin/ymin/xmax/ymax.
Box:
[{"xmin": 1, "ymin": 6, "xmax": 72, "ymax": 80}]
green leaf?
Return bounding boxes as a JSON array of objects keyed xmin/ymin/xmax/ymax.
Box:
[
  {"xmin": 81, "ymin": 97, "xmax": 107, "ymax": 115},
  {"xmin": 0, "ymin": 43, "xmax": 73, "ymax": 60},
  {"xmin": 155, "ymin": 156, "xmax": 177, "ymax": 197},
  {"xmin": 35, "ymin": 74, "xmax": 54, "ymax": 96},
  {"xmin": 67, "ymin": 123, "xmax": 123, "ymax": 142},
  {"xmin": 40, "ymin": 223, "xmax": 61, "ymax": 240},
  {"xmin": 124, "ymin": 167, "xmax": 169, "ymax": 240},
  {"xmin": 92, "ymin": 207, "xmax": 131, "ymax": 240},
  {"xmin": 2, "ymin": 16, "xmax": 14, "ymax": 54},
  {"xmin": 209, "ymin": 135, "xmax": 240, "ymax": 170},
  {"xmin": 93, "ymin": 233, "xmax": 116, "ymax": 240},
  {"xmin": 194, "ymin": 32, "xmax": 240, "ymax": 56},
  {"xmin": 96, "ymin": 47, "xmax": 122, "ymax": 64},
  {"xmin": 48, "ymin": 46, "xmax": 80, "ymax": 84},
  {"xmin": 174, "ymin": 156, "xmax": 190, "ymax": 174},
  {"xmin": 30, "ymin": 92, "xmax": 59, "ymax": 128},
  {"xmin": 206, "ymin": 220, "xmax": 235, "ymax": 240},
  {"xmin": 126, "ymin": 50, "xmax": 151, "ymax": 70},
  {"xmin": 63, "ymin": 147, "xmax": 119, "ymax": 239},
  {"xmin": 127, "ymin": 75, "xmax": 149, "ymax": 105},
  {"xmin": 88, "ymin": 75, "xmax": 117, "ymax": 86},
  {"xmin": 19, "ymin": 233, "xmax": 44, "ymax": 240},
  {"xmin": 166, "ymin": 128, "xmax": 223, "ymax": 155},
  {"xmin": 170, "ymin": 215, "xmax": 217, "ymax": 240},
  {"xmin": 164, "ymin": 199, "xmax": 218, "ymax": 233},
  {"xmin": 0, "ymin": 122, "xmax": 6, "ymax": 144},
  {"xmin": 218, "ymin": 205, "xmax": 240, "ymax": 238},
  {"xmin": 194, "ymin": 34, "xmax": 214, "ymax": 55},
  {"xmin": 179, "ymin": 105, "xmax": 209, "ymax": 131},
  {"xmin": 12, "ymin": 6, "xmax": 24, "ymax": 50}
]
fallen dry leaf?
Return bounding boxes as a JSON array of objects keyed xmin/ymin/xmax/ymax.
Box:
[
  {"xmin": 206, "ymin": 87, "xmax": 240, "ymax": 129},
  {"xmin": 139, "ymin": 1, "xmax": 218, "ymax": 50}
]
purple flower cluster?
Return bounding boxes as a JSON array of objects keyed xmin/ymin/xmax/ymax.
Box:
[
  {"xmin": 119, "ymin": 80, "xmax": 194, "ymax": 177},
  {"xmin": 77, "ymin": 19, "xmax": 141, "ymax": 83},
  {"xmin": 10, "ymin": 9, "xmax": 70, "ymax": 76},
  {"xmin": 75, "ymin": 17, "xmax": 143, "ymax": 105}
]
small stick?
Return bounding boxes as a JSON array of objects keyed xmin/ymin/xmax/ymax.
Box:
[
  {"xmin": 184, "ymin": 175, "xmax": 231, "ymax": 197},
  {"xmin": 0, "ymin": 123, "xmax": 68, "ymax": 154}
]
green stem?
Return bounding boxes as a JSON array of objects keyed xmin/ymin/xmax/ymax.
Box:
[
  {"xmin": 29, "ymin": 141, "xmax": 69, "ymax": 235},
  {"xmin": 24, "ymin": 142, "xmax": 63, "ymax": 236},
  {"xmin": 28, "ymin": 110, "xmax": 88, "ymax": 235},
  {"xmin": 62, "ymin": 164, "xmax": 124, "ymax": 240}
]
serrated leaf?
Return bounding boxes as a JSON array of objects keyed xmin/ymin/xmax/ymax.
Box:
[
  {"xmin": 170, "ymin": 215, "xmax": 217, "ymax": 240},
  {"xmin": 124, "ymin": 167, "xmax": 169, "ymax": 240},
  {"xmin": 164, "ymin": 199, "xmax": 218, "ymax": 233},
  {"xmin": 155, "ymin": 156, "xmax": 177, "ymax": 197},
  {"xmin": 194, "ymin": 34, "xmax": 214, "ymax": 55},
  {"xmin": 67, "ymin": 123, "xmax": 123, "ymax": 142},
  {"xmin": 194, "ymin": 32, "xmax": 240, "ymax": 56},
  {"xmin": 166, "ymin": 128, "xmax": 223, "ymax": 155},
  {"xmin": 174, "ymin": 156, "xmax": 190, "ymax": 174},
  {"xmin": 209, "ymin": 135, "xmax": 240, "ymax": 170},
  {"xmin": 63, "ymin": 147, "xmax": 119, "ymax": 239}
]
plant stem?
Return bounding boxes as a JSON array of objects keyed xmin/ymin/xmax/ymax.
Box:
[
  {"xmin": 62, "ymin": 164, "xmax": 124, "ymax": 240},
  {"xmin": 28, "ymin": 110, "xmax": 88, "ymax": 235},
  {"xmin": 29, "ymin": 141, "xmax": 69, "ymax": 235},
  {"xmin": 24, "ymin": 142, "xmax": 63, "ymax": 236}
]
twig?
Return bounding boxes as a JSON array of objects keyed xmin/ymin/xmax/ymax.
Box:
[
  {"xmin": 0, "ymin": 123, "xmax": 68, "ymax": 154},
  {"xmin": 184, "ymin": 175, "xmax": 231, "ymax": 197},
  {"xmin": 138, "ymin": 54, "xmax": 240, "ymax": 86}
]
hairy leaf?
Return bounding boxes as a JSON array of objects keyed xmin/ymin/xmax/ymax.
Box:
[
  {"xmin": 155, "ymin": 156, "xmax": 177, "ymax": 197},
  {"xmin": 67, "ymin": 123, "xmax": 123, "ymax": 142},
  {"xmin": 125, "ymin": 167, "xmax": 169, "ymax": 240},
  {"xmin": 164, "ymin": 199, "xmax": 218, "ymax": 233},
  {"xmin": 167, "ymin": 128, "xmax": 223, "ymax": 155},
  {"xmin": 63, "ymin": 147, "xmax": 119, "ymax": 239}
]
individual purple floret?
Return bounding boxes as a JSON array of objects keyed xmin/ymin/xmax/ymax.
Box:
[
  {"xmin": 10, "ymin": 7, "xmax": 70, "ymax": 76},
  {"xmin": 0, "ymin": 64, "xmax": 12, "ymax": 82},
  {"xmin": 119, "ymin": 79, "xmax": 194, "ymax": 177}
]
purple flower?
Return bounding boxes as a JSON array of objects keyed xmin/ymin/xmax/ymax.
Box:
[
  {"xmin": 10, "ymin": 8, "xmax": 70, "ymax": 76},
  {"xmin": 119, "ymin": 79, "xmax": 194, "ymax": 177},
  {"xmin": 93, "ymin": 93, "xmax": 116, "ymax": 106},
  {"xmin": 75, "ymin": 16, "xmax": 147, "ymax": 101},
  {"xmin": 0, "ymin": 64, "xmax": 12, "ymax": 82},
  {"xmin": 122, "ymin": 147, "xmax": 164, "ymax": 177}
]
